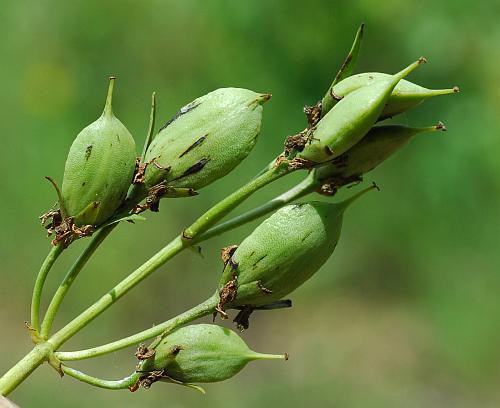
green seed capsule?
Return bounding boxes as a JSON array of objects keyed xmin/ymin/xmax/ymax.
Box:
[
  {"xmin": 297, "ymin": 58, "xmax": 426, "ymax": 164},
  {"xmin": 60, "ymin": 77, "xmax": 136, "ymax": 226},
  {"xmin": 315, "ymin": 123, "xmax": 446, "ymax": 186},
  {"xmin": 142, "ymin": 324, "xmax": 285, "ymax": 385},
  {"xmin": 325, "ymin": 72, "xmax": 459, "ymax": 119},
  {"xmin": 143, "ymin": 88, "xmax": 270, "ymax": 191},
  {"xmin": 218, "ymin": 188, "xmax": 374, "ymax": 309}
]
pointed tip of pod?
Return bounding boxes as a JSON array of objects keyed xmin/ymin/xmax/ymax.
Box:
[
  {"xmin": 393, "ymin": 57, "xmax": 427, "ymax": 83},
  {"xmin": 249, "ymin": 352, "xmax": 289, "ymax": 362},
  {"xmin": 248, "ymin": 93, "xmax": 272, "ymax": 109},
  {"xmin": 414, "ymin": 121, "xmax": 447, "ymax": 134},
  {"xmin": 102, "ymin": 76, "xmax": 116, "ymax": 118},
  {"xmin": 435, "ymin": 121, "xmax": 447, "ymax": 131},
  {"xmin": 337, "ymin": 182, "xmax": 379, "ymax": 212},
  {"xmin": 258, "ymin": 93, "xmax": 272, "ymax": 104},
  {"xmin": 423, "ymin": 86, "xmax": 460, "ymax": 97}
]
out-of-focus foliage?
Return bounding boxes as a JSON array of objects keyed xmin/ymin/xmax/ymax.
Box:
[{"xmin": 1, "ymin": 1, "xmax": 499, "ymax": 406}]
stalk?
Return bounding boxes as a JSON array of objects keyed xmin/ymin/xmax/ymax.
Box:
[
  {"xmin": 56, "ymin": 173, "xmax": 316, "ymax": 361},
  {"xmin": 195, "ymin": 172, "xmax": 316, "ymax": 243},
  {"xmin": 1, "ymin": 164, "xmax": 295, "ymax": 394},
  {"xmin": 30, "ymin": 244, "xmax": 64, "ymax": 333},
  {"xmin": 40, "ymin": 226, "xmax": 116, "ymax": 338},
  {"xmin": 48, "ymin": 165, "xmax": 292, "ymax": 349},
  {"xmin": 56, "ymin": 293, "xmax": 219, "ymax": 361},
  {"xmin": 0, "ymin": 344, "xmax": 53, "ymax": 396},
  {"xmin": 61, "ymin": 366, "xmax": 140, "ymax": 390}
]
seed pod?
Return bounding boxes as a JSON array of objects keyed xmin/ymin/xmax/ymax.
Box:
[
  {"xmin": 325, "ymin": 72, "xmax": 459, "ymax": 119},
  {"xmin": 315, "ymin": 123, "xmax": 446, "ymax": 186},
  {"xmin": 60, "ymin": 77, "xmax": 136, "ymax": 226},
  {"xmin": 297, "ymin": 58, "xmax": 426, "ymax": 164},
  {"xmin": 218, "ymin": 187, "xmax": 374, "ymax": 309},
  {"xmin": 143, "ymin": 88, "xmax": 270, "ymax": 191},
  {"xmin": 141, "ymin": 324, "xmax": 286, "ymax": 385}
]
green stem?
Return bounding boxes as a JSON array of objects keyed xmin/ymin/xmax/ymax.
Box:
[
  {"xmin": 1, "ymin": 165, "xmax": 294, "ymax": 394},
  {"xmin": 56, "ymin": 172, "xmax": 314, "ymax": 361},
  {"xmin": 0, "ymin": 343, "xmax": 53, "ymax": 396},
  {"xmin": 48, "ymin": 236, "xmax": 185, "ymax": 348},
  {"xmin": 195, "ymin": 172, "xmax": 317, "ymax": 243},
  {"xmin": 56, "ymin": 293, "xmax": 219, "ymax": 361},
  {"xmin": 48, "ymin": 166, "xmax": 292, "ymax": 349},
  {"xmin": 30, "ymin": 244, "xmax": 64, "ymax": 332},
  {"xmin": 61, "ymin": 366, "xmax": 140, "ymax": 390},
  {"xmin": 40, "ymin": 226, "xmax": 116, "ymax": 338},
  {"xmin": 183, "ymin": 165, "xmax": 292, "ymax": 240}
]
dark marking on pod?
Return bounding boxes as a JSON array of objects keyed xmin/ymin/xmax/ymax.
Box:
[
  {"xmin": 177, "ymin": 157, "xmax": 209, "ymax": 179},
  {"xmin": 252, "ymin": 254, "xmax": 267, "ymax": 268},
  {"xmin": 324, "ymin": 145, "xmax": 334, "ymax": 156},
  {"xmin": 301, "ymin": 231, "xmax": 313, "ymax": 242},
  {"xmin": 85, "ymin": 145, "xmax": 93, "ymax": 161},
  {"xmin": 158, "ymin": 101, "xmax": 201, "ymax": 132},
  {"xmin": 179, "ymin": 134, "xmax": 208, "ymax": 158}
]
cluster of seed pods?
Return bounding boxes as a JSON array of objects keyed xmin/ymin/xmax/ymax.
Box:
[{"xmin": 42, "ymin": 26, "xmax": 458, "ymax": 391}]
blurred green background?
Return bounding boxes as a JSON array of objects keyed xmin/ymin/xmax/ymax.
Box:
[{"xmin": 1, "ymin": 0, "xmax": 499, "ymax": 406}]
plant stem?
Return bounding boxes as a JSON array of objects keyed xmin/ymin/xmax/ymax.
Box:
[
  {"xmin": 56, "ymin": 293, "xmax": 219, "ymax": 361},
  {"xmin": 61, "ymin": 366, "xmax": 140, "ymax": 390},
  {"xmin": 195, "ymin": 172, "xmax": 317, "ymax": 243},
  {"xmin": 48, "ymin": 166, "xmax": 291, "ymax": 349},
  {"xmin": 40, "ymin": 226, "xmax": 116, "ymax": 338},
  {"xmin": 54, "ymin": 174, "xmax": 314, "ymax": 361},
  {"xmin": 55, "ymin": 173, "xmax": 315, "ymax": 361},
  {"xmin": 0, "ymin": 343, "xmax": 53, "ymax": 396},
  {"xmin": 1, "ymin": 165, "xmax": 294, "ymax": 394},
  {"xmin": 182, "ymin": 164, "xmax": 292, "ymax": 240},
  {"xmin": 47, "ymin": 236, "xmax": 185, "ymax": 348},
  {"xmin": 30, "ymin": 244, "xmax": 64, "ymax": 332}
]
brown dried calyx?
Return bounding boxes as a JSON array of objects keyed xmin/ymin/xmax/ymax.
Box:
[
  {"xmin": 132, "ymin": 182, "xmax": 197, "ymax": 214},
  {"xmin": 39, "ymin": 209, "xmax": 93, "ymax": 247},
  {"xmin": 135, "ymin": 344, "xmax": 156, "ymax": 361},
  {"xmin": 214, "ymin": 271, "xmax": 238, "ymax": 320},
  {"xmin": 133, "ymin": 157, "xmax": 171, "ymax": 185},
  {"xmin": 303, "ymin": 101, "xmax": 322, "ymax": 128}
]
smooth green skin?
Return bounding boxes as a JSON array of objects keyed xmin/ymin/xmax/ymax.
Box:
[
  {"xmin": 315, "ymin": 124, "xmax": 440, "ymax": 182},
  {"xmin": 61, "ymin": 109, "xmax": 136, "ymax": 227},
  {"xmin": 220, "ymin": 202, "xmax": 345, "ymax": 307},
  {"xmin": 330, "ymin": 72, "xmax": 457, "ymax": 119},
  {"xmin": 144, "ymin": 88, "xmax": 267, "ymax": 190},
  {"xmin": 146, "ymin": 324, "xmax": 263, "ymax": 383},
  {"xmin": 298, "ymin": 61, "xmax": 422, "ymax": 164}
]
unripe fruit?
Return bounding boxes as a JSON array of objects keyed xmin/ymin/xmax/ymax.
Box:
[
  {"xmin": 315, "ymin": 123, "xmax": 446, "ymax": 186},
  {"xmin": 143, "ymin": 88, "xmax": 270, "ymax": 191},
  {"xmin": 218, "ymin": 188, "xmax": 374, "ymax": 310},
  {"xmin": 297, "ymin": 58, "xmax": 426, "ymax": 164},
  {"xmin": 324, "ymin": 72, "xmax": 459, "ymax": 119},
  {"xmin": 141, "ymin": 324, "xmax": 285, "ymax": 385},
  {"xmin": 60, "ymin": 77, "xmax": 136, "ymax": 226}
]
